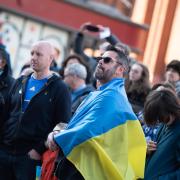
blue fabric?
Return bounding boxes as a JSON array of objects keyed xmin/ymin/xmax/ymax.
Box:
[
  {"xmin": 36, "ymin": 166, "xmax": 41, "ymax": 179},
  {"xmin": 142, "ymin": 125, "xmax": 159, "ymax": 142},
  {"xmin": 55, "ymin": 78, "xmax": 137, "ymax": 156},
  {"xmin": 22, "ymin": 76, "xmax": 47, "ymax": 112},
  {"xmin": 137, "ymin": 111, "xmax": 159, "ymax": 142}
]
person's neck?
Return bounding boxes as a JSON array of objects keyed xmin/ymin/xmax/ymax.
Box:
[
  {"xmin": 167, "ymin": 115, "xmax": 175, "ymax": 125},
  {"xmin": 99, "ymin": 77, "xmax": 120, "ymax": 85},
  {"xmin": 33, "ymin": 70, "xmax": 52, "ymax": 80}
]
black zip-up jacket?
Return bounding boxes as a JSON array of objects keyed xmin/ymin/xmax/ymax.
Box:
[
  {"xmin": 0, "ymin": 74, "xmax": 71, "ymax": 155},
  {"xmin": 0, "ymin": 62, "xmax": 15, "ymax": 127}
]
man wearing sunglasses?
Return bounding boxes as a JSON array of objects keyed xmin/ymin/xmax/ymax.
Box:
[
  {"xmin": 46, "ymin": 45, "xmax": 146, "ymax": 180},
  {"xmin": 95, "ymin": 54, "xmax": 125, "ymax": 83}
]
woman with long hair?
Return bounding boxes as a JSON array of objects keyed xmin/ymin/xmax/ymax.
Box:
[{"xmin": 125, "ymin": 62, "xmax": 151, "ymax": 114}]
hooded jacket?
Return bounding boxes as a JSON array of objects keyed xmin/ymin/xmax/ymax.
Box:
[
  {"xmin": 0, "ymin": 44, "xmax": 15, "ymax": 126},
  {"xmin": 0, "ymin": 74, "xmax": 71, "ymax": 155}
]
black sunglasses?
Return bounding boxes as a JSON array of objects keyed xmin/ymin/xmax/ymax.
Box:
[{"xmin": 95, "ymin": 56, "xmax": 122, "ymax": 65}]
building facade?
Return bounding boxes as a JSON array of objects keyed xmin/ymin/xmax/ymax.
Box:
[{"xmin": 0, "ymin": 0, "xmax": 179, "ymax": 83}]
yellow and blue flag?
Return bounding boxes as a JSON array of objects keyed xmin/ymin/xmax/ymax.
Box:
[{"xmin": 55, "ymin": 78, "xmax": 146, "ymax": 180}]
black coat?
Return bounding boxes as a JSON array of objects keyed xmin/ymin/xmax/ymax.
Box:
[
  {"xmin": 55, "ymin": 157, "xmax": 84, "ymax": 180},
  {"xmin": 0, "ymin": 64, "xmax": 15, "ymax": 126}
]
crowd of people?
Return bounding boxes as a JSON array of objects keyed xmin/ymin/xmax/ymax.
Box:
[{"xmin": 0, "ymin": 23, "xmax": 180, "ymax": 180}]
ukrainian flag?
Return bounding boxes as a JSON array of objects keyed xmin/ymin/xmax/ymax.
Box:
[{"xmin": 55, "ymin": 78, "xmax": 146, "ymax": 180}]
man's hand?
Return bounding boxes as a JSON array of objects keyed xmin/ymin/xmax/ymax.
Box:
[
  {"xmin": 46, "ymin": 131, "xmax": 59, "ymax": 151},
  {"xmin": 97, "ymin": 25, "xmax": 111, "ymax": 39},
  {"xmin": 28, "ymin": 149, "xmax": 41, "ymax": 160}
]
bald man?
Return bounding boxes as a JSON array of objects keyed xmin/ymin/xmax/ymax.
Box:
[{"xmin": 0, "ymin": 41, "xmax": 71, "ymax": 180}]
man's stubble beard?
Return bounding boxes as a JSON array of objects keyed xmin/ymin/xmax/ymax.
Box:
[{"xmin": 95, "ymin": 65, "xmax": 117, "ymax": 83}]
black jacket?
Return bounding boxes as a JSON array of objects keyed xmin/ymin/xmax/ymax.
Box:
[
  {"xmin": 0, "ymin": 74, "xmax": 71, "ymax": 155},
  {"xmin": 74, "ymin": 32, "xmax": 97, "ymax": 72},
  {"xmin": 56, "ymin": 157, "xmax": 84, "ymax": 180},
  {"xmin": 0, "ymin": 63, "xmax": 15, "ymax": 126}
]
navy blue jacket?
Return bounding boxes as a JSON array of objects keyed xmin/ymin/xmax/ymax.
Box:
[{"xmin": 145, "ymin": 120, "xmax": 180, "ymax": 180}]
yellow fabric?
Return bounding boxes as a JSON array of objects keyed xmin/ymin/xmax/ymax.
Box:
[{"xmin": 67, "ymin": 120, "xmax": 147, "ymax": 180}]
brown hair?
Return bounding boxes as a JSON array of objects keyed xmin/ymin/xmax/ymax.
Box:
[
  {"xmin": 151, "ymin": 82, "xmax": 175, "ymax": 92},
  {"xmin": 166, "ymin": 59, "xmax": 180, "ymax": 75},
  {"xmin": 59, "ymin": 54, "xmax": 91, "ymax": 83},
  {"xmin": 144, "ymin": 88, "xmax": 180, "ymax": 126},
  {"xmin": 125, "ymin": 62, "xmax": 151, "ymax": 95}
]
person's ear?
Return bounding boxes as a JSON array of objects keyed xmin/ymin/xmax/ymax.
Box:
[
  {"xmin": 115, "ymin": 65, "xmax": 124, "ymax": 76},
  {"xmin": 50, "ymin": 55, "xmax": 54, "ymax": 62}
]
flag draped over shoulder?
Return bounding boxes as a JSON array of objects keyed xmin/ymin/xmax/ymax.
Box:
[{"xmin": 55, "ymin": 78, "xmax": 147, "ymax": 180}]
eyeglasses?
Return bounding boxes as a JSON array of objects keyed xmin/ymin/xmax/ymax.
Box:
[{"xmin": 95, "ymin": 56, "xmax": 122, "ymax": 65}]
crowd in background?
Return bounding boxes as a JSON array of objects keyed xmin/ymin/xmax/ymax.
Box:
[{"xmin": 0, "ymin": 22, "xmax": 180, "ymax": 180}]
